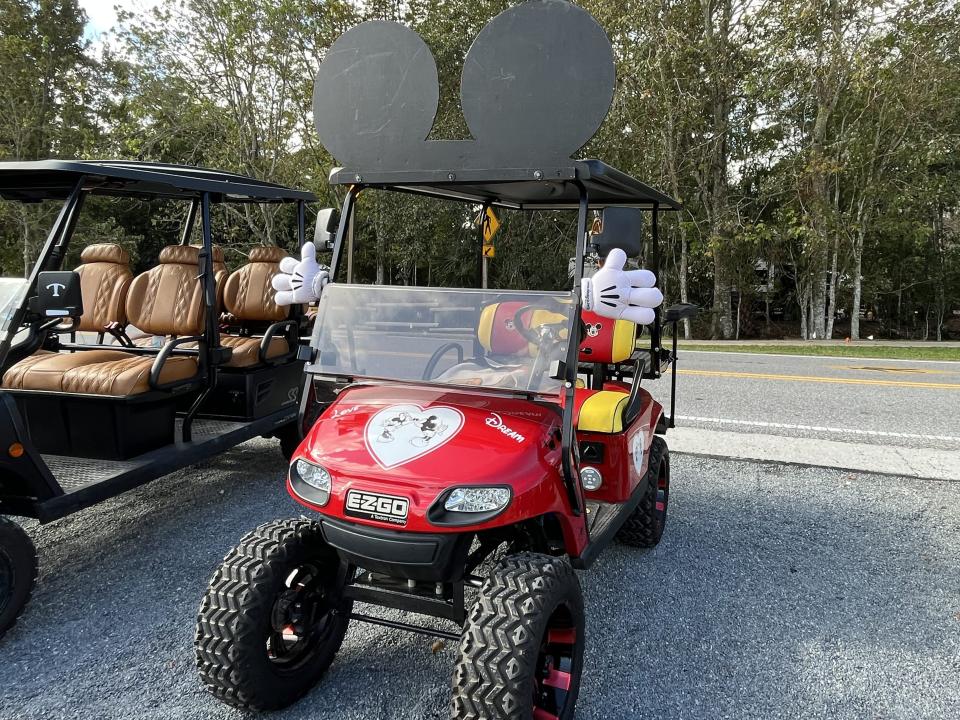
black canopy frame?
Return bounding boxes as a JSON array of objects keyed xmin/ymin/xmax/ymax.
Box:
[
  {"xmin": 0, "ymin": 160, "xmax": 316, "ymax": 442},
  {"xmin": 0, "ymin": 160, "xmax": 316, "ymax": 203},
  {"xmin": 310, "ymin": 163, "xmax": 680, "ymax": 519}
]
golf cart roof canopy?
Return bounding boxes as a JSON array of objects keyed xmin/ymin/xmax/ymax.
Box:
[
  {"xmin": 329, "ymin": 160, "xmax": 681, "ymax": 211},
  {"xmin": 0, "ymin": 160, "xmax": 316, "ymax": 203}
]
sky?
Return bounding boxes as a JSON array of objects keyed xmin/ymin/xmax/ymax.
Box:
[{"xmin": 79, "ymin": 0, "xmax": 157, "ymax": 39}]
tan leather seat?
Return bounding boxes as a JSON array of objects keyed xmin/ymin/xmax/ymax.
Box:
[
  {"xmin": 131, "ymin": 245, "xmax": 227, "ymax": 346},
  {"xmin": 75, "ymin": 244, "xmax": 132, "ymax": 333},
  {"xmin": 58, "ymin": 354, "xmax": 198, "ymax": 395},
  {"xmin": 3, "ymin": 349, "xmax": 133, "ymax": 391},
  {"xmin": 218, "ymin": 246, "xmax": 291, "ymax": 368},
  {"xmin": 2, "ymin": 245, "xmax": 209, "ymax": 395},
  {"xmin": 127, "ymin": 245, "xmax": 214, "ymax": 337}
]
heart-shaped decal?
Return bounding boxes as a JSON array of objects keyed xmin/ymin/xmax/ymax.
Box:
[{"xmin": 364, "ymin": 404, "xmax": 465, "ymax": 469}]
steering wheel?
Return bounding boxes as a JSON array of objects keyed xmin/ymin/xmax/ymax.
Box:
[
  {"xmin": 422, "ymin": 342, "xmax": 465, "ymax": 380},
  {"xmin": 511, "ymin": 305, "xmax": 568, "ymax": 391}
]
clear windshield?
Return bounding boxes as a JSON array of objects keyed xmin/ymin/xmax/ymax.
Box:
[
  {"xmin": 0, "ymin": 277, "xmax": 29, "ymax": 343},
  {"xmin": 310, "ymin": 284, "xmax": 574, "ymax": 397}
]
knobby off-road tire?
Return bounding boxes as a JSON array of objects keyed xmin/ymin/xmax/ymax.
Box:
[
  {"xmin": 452, "ymin": 552, "xmax": 585, "ymax": 720},
  {"xmin": 195, "ymin": 519, "xmax": 350, "ymax": 711},
  {"xmin": 0, "ymin": 516, "xmax": 37, "ymax": 638},
  {"xmin": 616, "ymin": 435, "xmax": 670, "ymax": 547}
]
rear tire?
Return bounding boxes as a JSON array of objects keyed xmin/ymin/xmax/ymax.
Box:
[
  {"xmin": 616, "ymin": 435, "xmax": 669, "ymax": 547},
  {"xmin": 0, "ymin": 516, "xmax": 37, "ymax": 638},
  {"xmin": 277, "ymin": 392, "xmax": 323, "ymax": 460},
  {"xmin": 195, "ymin": 519, "xmax": 350, "ymax": 711},
  {"xmin": 451, "ymin": 552, "xmax": 585, "ymax": 720}
]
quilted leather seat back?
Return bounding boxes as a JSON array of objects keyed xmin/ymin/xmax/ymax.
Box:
[
  {"xmin": 126, "ymin": 245, "xmax": 223, "ymax": 336},
  {"xmin": 222, "ymin": 245, "xmax": 288, "ymax": 322},
  {"xmin": 75, "ymin": 243, "xmax": 133, "ymax": 332}
]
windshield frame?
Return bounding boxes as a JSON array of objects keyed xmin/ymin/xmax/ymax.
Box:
[
  {"xmin": 0, "ymin": 178, "xmax": 86, "ymax": 367},
  {"xmin": 306, "ymin": 283, "xmax": 575, "ymax": 400}
]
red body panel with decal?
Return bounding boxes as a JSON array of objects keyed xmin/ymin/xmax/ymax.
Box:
[
  {"xmin": 579, "ymin": 387, "xmax": 661, "ymax": 504},
  {"xmin": 288, "ymin": 383, "xmax": 589, "ymax": 552}
]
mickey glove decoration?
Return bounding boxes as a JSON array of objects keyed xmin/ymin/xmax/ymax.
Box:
[
  {"xmin": 271, "ymin": 241, "xmax": 331, "ymax": 306},
  {"xmin": 581, "ymin": 248, "xmax": 663, "ymax": 325}
]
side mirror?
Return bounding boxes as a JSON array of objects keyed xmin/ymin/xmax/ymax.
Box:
[
  {"xmin": 664, "ymin": 303, "xmax": 699, "ymax": 323},
  {"xmin": 32, "ymin": 271, "xmax": 83, "ymax": 319},
  {"xmin": 591, "ymin": 207, "xmax": 643, "ymax": 259},
  {"xmin": 314, "ymin": 208, "xmax": 341, "ymax": 250}
]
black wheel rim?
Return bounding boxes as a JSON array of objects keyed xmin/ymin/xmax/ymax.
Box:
[
  {"xmin": 533, "ymin": 602, "xmax": 579, "ymax": 720},
  {"xmin": 266, "ymin": 563, "xmax": 338, "ymax": 672},
  {"xmin": 0, "ymin": 548, "xmax": 14, "ymax": 616}
]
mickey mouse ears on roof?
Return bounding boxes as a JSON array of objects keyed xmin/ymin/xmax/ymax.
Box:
[{"xmin": 312, "ymin": 0, "xmax": 616, "ymax": 174}]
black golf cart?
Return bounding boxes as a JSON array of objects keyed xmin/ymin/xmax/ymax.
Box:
[{"xmin": 0, "ymin": 160, "xmax": 317, "ymax": 637}]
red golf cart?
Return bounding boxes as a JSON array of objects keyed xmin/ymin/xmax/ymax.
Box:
[{"xmin": 194, "ymin": 2, "xmax": 697, "ymax": 717}]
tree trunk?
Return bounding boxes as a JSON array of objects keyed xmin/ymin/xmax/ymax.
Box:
[
  {"xmin": 825, "ymin": 233, "xmax": 839, "ymax": 339},
  {"xmin": 680, "ymin": 230, "xmax": 691, "ymax": 340},
  {"xmin": 933, "ymin": 203, "xmax": 946, "ymax": 342},
  {"xmin": 850, "ymin": 239, "xmax": 863, "ymax": 341},
  {"xmin": 20, "ymin": 210, "xmax": 32, "ymax": 278},
  {"xmin": 713, "ymin": 262, "xmax": 733, "ymax": 340},
  {"xmin": 811, "ymin": 271, "xmax": 826, "ymax": 339},
  {"xmin": 799, "ymin": 284, "xmax": 810, "ymax": 340}
]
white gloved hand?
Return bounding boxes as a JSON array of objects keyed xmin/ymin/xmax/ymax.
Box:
[
  {"xmin": 271, "ymin": 241, "xmax": 330, "ymax": 305},
  {"xmin": 580, "ymin": 248, "xmax": 663, "ymax": 325}
]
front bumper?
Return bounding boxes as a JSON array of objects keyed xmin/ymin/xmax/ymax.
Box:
[{"xmin": 318, "ymin": 516, "xmax": 471, "ymax": 582}]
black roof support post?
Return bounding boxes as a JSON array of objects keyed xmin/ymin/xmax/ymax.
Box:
[
  {"xmin": 183, "ymin": 191, "xmax": 218, "ymax": 443},
  {"xmin": 328, "ymin": 185, "xmax": 361, "ymax": 283},
  {"xmin": 559, "ymin": 182, "xmax": 589, "ymax": 519},
  {"xmin": 650, "ymin": 203, "xmax": 662, "ymax": 376},
  {"xmin": 299, "ymin": 185, "xmax": 361, "ymax": 433},
  {"xmin": 297, "ymin": 200, "xmax": 306, "ymax": 247},
  {"xmin": 180, "ymin": 199, "xmax": 199, "ymax": 245}
]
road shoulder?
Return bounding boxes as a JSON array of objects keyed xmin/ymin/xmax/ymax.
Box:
[{"xmin": 667, "ymin": 427, "xmax": 960, "ymax": 482}]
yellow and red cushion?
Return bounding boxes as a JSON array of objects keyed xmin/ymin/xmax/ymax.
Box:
[
  {"xmin": 579, "ymin": 310, "xmax": 636, "ymax": 364},
  {"xmin": 478, "ymin": 302, "xmax": 567, "ymax": 358},
  {"xmin": 563, "ymin": 388, "xmax": 630, "ymax": 434}
]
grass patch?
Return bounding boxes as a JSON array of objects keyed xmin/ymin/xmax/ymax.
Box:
[{"xmin": 678, "ymin": 343, "xmax": 960, "ymax": 361}]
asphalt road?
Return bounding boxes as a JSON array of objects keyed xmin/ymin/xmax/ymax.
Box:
[
  {"xmin": 1, "ymin": 439, "xmax": 958, "ymax": 720},
  {"xmin": 648, "ymin": 350, "xmax": 960, "ymax": 451}
]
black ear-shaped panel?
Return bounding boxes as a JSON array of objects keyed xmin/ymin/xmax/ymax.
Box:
[{"xmin": 312, "ymin": 0, "xmax": 615, "ymax": 171}]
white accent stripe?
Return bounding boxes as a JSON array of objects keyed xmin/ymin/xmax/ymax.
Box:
[
  {"xmin": 681, "ymin": 349, "xmax": 960, "ymax": 366},
  {"xmin": 675, "ymin": 415, "xmax": 960, "ymax": 444}
]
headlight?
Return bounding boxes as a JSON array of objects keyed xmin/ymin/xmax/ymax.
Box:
[
  {"xmin": 443, "ymin": 487, "xmax": 511, "ymax": 513},
  {"xmin": 580, "ymin": 466, "xmax": 602, "ymax": 491},
  {"xmin": 292, "ymin": 458, "xmax": 331, "ymax": 505}
]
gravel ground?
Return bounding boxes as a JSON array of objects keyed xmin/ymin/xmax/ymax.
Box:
[{"xmin": 1, "ymin": 440, "xmax": 958, "ymax": 719}]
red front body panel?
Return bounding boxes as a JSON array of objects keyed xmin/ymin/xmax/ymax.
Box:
[
  {"xmin": 289, "ymin": 384, "xmax": 588, "ymax": 554},
  {"xmin": 289, "ymin": 382, "xmax": 662, "ymax": 558}
]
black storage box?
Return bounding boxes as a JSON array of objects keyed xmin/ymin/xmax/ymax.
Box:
[
  {"xmin": 11, "ymin": 392, "xmax": 176, "ymax": 460},
  {"xmin": 198, "ymin": 361, "xmax": 304, "ymax": 420}
]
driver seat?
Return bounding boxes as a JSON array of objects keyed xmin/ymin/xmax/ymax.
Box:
[
  {"xmin": 432, "ymin": 301, "xmax": 567, "ymax": 388},
  {"xmin": 74, "ymin": 243, "xmax": 133, "ymax": 340},
  {"xmin": 477, "ymin": 301, "xmax": 567, "ymax": 360}
]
